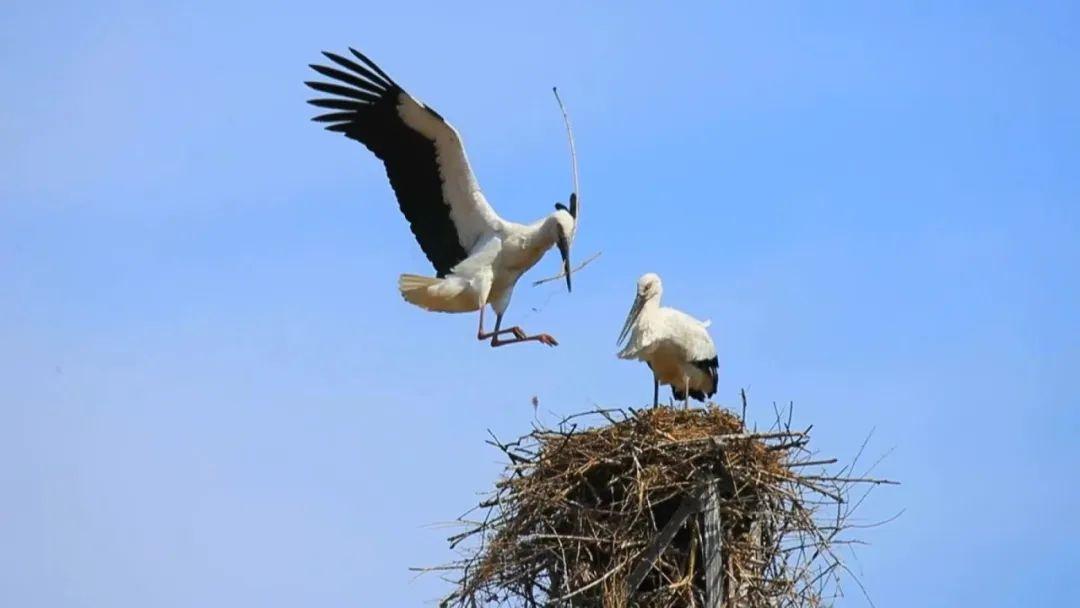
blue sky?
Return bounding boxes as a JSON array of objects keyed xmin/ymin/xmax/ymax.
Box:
[{"xmin": 2, "ymin": 1, "xmax": 1077, "ymax": 606}]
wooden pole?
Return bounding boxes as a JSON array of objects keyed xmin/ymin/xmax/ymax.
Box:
[
  {"xmin": 624, "ymin": 489, "xmax": 703, "ymax": 599},
  {"xmin": 702, "ymin": 478, "xmax": 725, "ymax": 608}
]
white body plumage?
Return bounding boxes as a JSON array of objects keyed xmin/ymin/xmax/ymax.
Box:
[
  {"xmin": 617, "ymin": 273, "xmax": 719, "ymax": 406},
  {"xmin": 398, "ymin": 213, "xmax": 574, "ymax": 319}
]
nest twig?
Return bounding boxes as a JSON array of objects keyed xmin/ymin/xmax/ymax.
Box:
[{"xmin": 422, "ymin": 404, "xmax": 896, "ymax": 607}]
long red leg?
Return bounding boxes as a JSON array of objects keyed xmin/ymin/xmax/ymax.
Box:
[
  {"xmin": 477, "ymin": 308, "xmax": 525, "ymax": 341},
  {"xmin": 477, "ymin": 309, "xmax": 557, "ymax": 348}
]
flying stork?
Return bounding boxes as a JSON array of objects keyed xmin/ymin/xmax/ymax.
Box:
[
  {"xmin": 617, "ymin": 273, "xmax": 719, "ymax": 407},
  {"xmin": 305, "ymin": 48, "xmax": 578, "ymax": 347}
]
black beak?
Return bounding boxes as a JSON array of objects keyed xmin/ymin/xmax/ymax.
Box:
[
  {"xmin": 618, "ymin": 294, "xmax": 645, "ymax": 346},
  {"xmin": 558, "ymin": 237, "xmax": 572, "ymax": 293}
]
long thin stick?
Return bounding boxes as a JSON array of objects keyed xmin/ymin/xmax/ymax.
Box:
[
  {"xmin": 532, "ymin": 251, "xmax": 603, "ymax": 287},
  {"xmin": 553, "ymin": 87, "xmax": 580, "ymax": 211},
  {"xmin": 531, "ymin": 88, "xmax": 601, "ymax": 288}
]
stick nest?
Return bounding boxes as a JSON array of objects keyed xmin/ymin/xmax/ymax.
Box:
[{"xmin": 429, "ymin": 405, "xmax": 893, "ymax": 607}]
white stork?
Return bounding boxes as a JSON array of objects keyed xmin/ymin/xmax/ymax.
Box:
[
  {"xmin": 617, "ymin": 273, "xmax": 719, "ymax": 407},
  {"xmin": 306, "ymin": 48, "xmax": 578, "ymax": 347}
]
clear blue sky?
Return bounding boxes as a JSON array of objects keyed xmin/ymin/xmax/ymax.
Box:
[{"xmin": 2, "ymin": 1, "xmax": 1077, "ymax": 606}]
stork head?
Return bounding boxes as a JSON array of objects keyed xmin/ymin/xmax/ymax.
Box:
[
  {"xmin": 552, "ymin": 193, "xmax": 578, "ymax": 292},
  {"xmin": 618, "ymin": 273, "xmax": 663, "ymax": 345},
  {"xmin": 636, "ymin": 272, "xmax": 663, "ymax": 299}
]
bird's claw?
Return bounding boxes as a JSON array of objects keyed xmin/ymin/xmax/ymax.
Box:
[
  {"xmin": 537, "ymin": 334, "xmax": 559, "ymax": 347},
  {"xmin": 512, "ymin": 327, "xmax": 527, "ymax": 340}
]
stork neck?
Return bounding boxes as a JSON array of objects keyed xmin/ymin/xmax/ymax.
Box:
[{"xmin": 523, "ymin": 216, "xmax": 559, "ymax": 250}]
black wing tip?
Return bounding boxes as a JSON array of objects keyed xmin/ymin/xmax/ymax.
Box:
[
  {"xmin": 312, "ymin": 47, "xmax": 399, "ymax": 92},
  {"xmin": 348, "ymin": 47, "xmax": 398, "ymax": 86},
  {"xmin": 306, "ymin": 98, "xmax": 371, "ymax": 113},
  {"xmin": 321, "ymin": 50, "xmax": 353, "ymax": 66},
  {"xmin": 347, "ymin": 47, "xmax": 376, "ymax": 65},
  {"xmin": 306, "ymin": 107, "xmax": 351, "ymax": 132},
  {"xmin": 305, "ymin": 80, "xmax": 381, "ymax": 103}
]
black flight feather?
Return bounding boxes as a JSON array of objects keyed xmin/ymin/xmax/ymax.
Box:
[{"xmin": 306, "ymin": 48, "xmax": 469, "ymax": 277}]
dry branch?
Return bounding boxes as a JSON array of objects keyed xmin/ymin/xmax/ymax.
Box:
[
  {"xmin": 532, "ymin": 251, "xmax": 603, "ymax": 287},
  {"xmin": 530, "ymin": 87, "xmax": 601, "ymax": 289}
]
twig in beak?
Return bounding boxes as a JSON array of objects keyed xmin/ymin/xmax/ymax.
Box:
[
  {"xmin": 553, "ymin": 87, "xmax": 579, "ymax": 221},
  {"xmin": 532, "ymin": 251, "xmax": 603, "ymax": 287},
  {"xmin": 532, "ymin": 87, "xmax": 592, "ymax": 290}
]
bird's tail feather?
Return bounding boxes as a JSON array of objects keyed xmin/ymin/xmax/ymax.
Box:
[
  {"xmin": 398, "ymin": 274, "xmax": 478, "ymax": 313},
  {"xmin": 399, "ymin": 273, "xmax": 438, "ymax": 292},
  {"xmin": 398, "ymin": 274, "xmax": 441, "ymax": 310}
]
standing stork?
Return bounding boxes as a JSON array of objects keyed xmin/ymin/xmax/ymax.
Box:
[
  {"xmin": 305, "ymin": 48, "xmax": 578, "ymax": 347},
  {"xmin": 617, "ymin": 273, "xmax": 719, "ymax": 407}
]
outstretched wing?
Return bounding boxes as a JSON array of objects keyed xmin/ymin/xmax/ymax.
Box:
[{"xmin": 306, "ymin": 48, "xmax": 504, "ymax": 277}]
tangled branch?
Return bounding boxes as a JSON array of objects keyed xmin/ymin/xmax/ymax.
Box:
[{"xmin": 420, "ymin": 404, "xmax": 896, "ymax": 607}]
